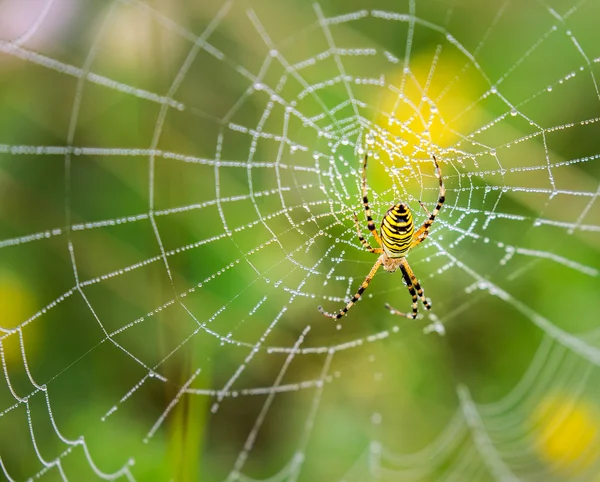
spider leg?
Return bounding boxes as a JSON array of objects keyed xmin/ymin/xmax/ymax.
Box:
[
  {"xmin": 354, "ymin": 212, "xmax": 383, "ymax": 254},
  {"xmin": 362, "ymin": 154, "xmax": 383, "ymax": 247},
  {"xmin": 400, "ymin": 258, "xmax": 431, "ymax": 310},
  {"xmin": 411, "ymin": 156, "xmax": 445, "ymax": 249},
  {"xmin": 318, "ymin": 258, "xmax": 383, "ymax": 319},
  {"xmin": 418, "ymin": 200, "xmax": 431, "ymax": 217},
  {"xmin": 384, "ymin": 263, "xmax": 418, "ymax": 319}
]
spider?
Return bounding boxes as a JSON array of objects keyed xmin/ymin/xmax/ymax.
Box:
[{"xmin": 318, "ymin": 154, "xmax": 445, "ymax": 320}]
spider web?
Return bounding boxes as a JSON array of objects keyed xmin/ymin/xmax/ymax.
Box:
[{"xmin": 1, "ymin": 0, "xmax": 599, "ymax": 480}]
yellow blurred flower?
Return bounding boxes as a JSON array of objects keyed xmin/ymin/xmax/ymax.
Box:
[
  {"xmin": 376, "ymin": 48, "xmax": 486, "ymax": 159},
  {"xmin": 0, "ymin": 272, "xmax": 37, "ymax": 363},
  {"xmin": 533, "ymin": 393, "xmax": 600, "ymax": 475}
]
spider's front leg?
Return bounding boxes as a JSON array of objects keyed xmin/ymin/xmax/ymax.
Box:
[
  {"xmin": 318, "ymin": 258, "xmax": 383, "ymax": 319},
  {"xmin": 401, "ymin": 258, "xmax": 431, "ymax": 310},
  {"xmin": 384, "ymin": 264, "xmax": 418, "ymax": 319},
  {"xmin": 385, "ymin": 259, "xmax": 431, "ymax": 318}
]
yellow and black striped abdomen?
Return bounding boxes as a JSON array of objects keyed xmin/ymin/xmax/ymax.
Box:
[{"xmin": 381, "ymin": 203, "xmax": 414, "ymax": 258}]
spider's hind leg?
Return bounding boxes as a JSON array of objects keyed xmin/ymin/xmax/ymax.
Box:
[
  {"xmin": 361, "ymin": 154, "xmax": 383, "ymax": 247},
  {"xmin": 411, "ymin": 156, "xmax": 446, "ymax": 250},
  {"xmin": 418, "ymin": 200, "xmax": 431, "ymax": 217},
  {"xmin": 354, "ymin": 212, "xmax": 383, "ymax": 254}
]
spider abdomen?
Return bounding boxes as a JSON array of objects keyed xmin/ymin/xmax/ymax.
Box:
[{"xmin": 380, "ymin": 203, "xmax": 414, "ymax": 258}]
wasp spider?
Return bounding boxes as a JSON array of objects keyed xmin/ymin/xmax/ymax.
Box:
[{"xmin": 318, "ymin": 154, "xmax": 445, "ymax": 320}]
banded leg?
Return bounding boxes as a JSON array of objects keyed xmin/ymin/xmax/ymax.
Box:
[
  {"xmin": 418, "ymin": 200, "xmax": 431, "ymax": 217},
  {"xmin": 385, "ymin": 264, "xmax": 418, "ymax": 319},
  {"xmin": 401, "ymin": 258, "xmax": 431, "ymax": 310},
  {"xmin": 411, "ymin": 156, "xmax": 445, "ymax": 249},
  {"xmin": 362, "ymin": 154, "xmax": 383, "ymax": 247},
  {"xmin": 318, "ymin": 258, "xmax": 383, "ymax": 319},
  {"xmin": 414, "ymin": 201, "xmax": 432, "ymax": 244},
  {"xmin": 354, "ymin": 212, "xmax": 383, "ymax": 254}
]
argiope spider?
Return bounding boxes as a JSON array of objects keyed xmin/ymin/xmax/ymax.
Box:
[{"xmin": 318, "ymin": 154, "xmax": 445, "ymax": 320}]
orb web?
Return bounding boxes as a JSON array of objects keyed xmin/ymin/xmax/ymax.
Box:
[{"xmin": 0, "ymin": 0, "xmax": 599, "ymax": 480}]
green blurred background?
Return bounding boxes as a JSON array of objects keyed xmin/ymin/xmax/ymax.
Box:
[{"xmin": 1, "ymin": 0, "xmax": 599, "ymax": 480}]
